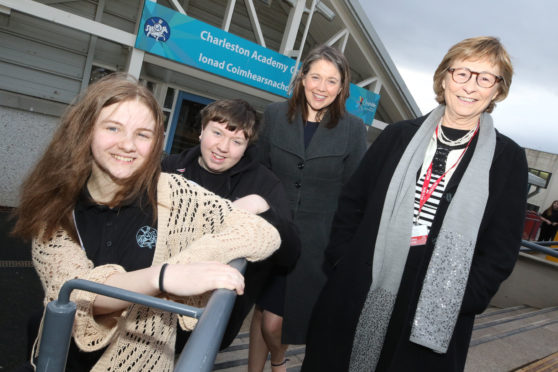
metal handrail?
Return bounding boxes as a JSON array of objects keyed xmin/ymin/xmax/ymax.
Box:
[
  {"xmin": 530, "ymin": 240, "xmax": 558, "ymax": 247},
  {"xmin": 520, "ymin": 240, "xmax": 558, "ymax": 258},
  {"xmin": 36, "ymin": 258, "xmax": 246, "ymax": 372}
]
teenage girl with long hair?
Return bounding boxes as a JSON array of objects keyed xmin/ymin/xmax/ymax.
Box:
[{"xmin": 12, "ymin": 73, "xmax": 280, "ymax": 371}]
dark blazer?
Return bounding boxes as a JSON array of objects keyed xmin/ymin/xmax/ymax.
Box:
[
  {"xmin": 302, "ymin": 115, "xmax": 528, "ymax": 372},
  {"xmin": 259, "ymin": 101, "xmax": 367, "ymax": 343}
]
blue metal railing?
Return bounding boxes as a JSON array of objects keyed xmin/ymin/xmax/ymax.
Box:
[
  {"xmin": 521, "ymin": 240, "xmax": 558, "ymax": 258},
  {"xmin": 36, "ymin": 258, "xmax": 246, "ymax": 372}
]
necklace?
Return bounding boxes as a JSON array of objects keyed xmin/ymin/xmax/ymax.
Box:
[{"xmin": 436, "ymin": 119, "xmax": 477, "ymax": 147}]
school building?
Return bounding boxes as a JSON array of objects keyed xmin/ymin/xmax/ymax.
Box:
[
  {"xmin": 0, "ymin": 0, "xmax": 425, "ymax": 207},
  {"xmin": 1, "ymin": 0, "xmax": 555, "ymax": 210}
]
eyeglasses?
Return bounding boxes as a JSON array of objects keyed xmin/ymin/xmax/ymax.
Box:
[{"xmin": 447, "ymin": 67, "xmax": 503, "ymax": 88}]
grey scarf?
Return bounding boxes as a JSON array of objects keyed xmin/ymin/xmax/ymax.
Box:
[{"xmin": 349, "ymin": 105, "xmax": 495, "ymax": 371}]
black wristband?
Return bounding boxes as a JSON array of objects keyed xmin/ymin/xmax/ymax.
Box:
[{"xmin": 159, "ymin": 263, "xmax": 168, "ymax": 293}]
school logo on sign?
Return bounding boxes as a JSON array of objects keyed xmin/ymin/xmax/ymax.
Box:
[
  {"xmin": 346, "ymin": 84, "xmax": 381, "ymax": 125},
  {"xmin": 144, "ymin": 17, "xmax": 170, "ymax": 42},
  {"xmin": 136, "ymin": 226, "xmax": 157, "ymax": 249}
]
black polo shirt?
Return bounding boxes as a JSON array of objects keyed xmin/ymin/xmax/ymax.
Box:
[
  {"xmin": 65, "ymin": 188, "xmax": 158, "ymax": 371},
  {"xmin": 74, "ymin": 188, "xmax": 157, "ymax": 274}
]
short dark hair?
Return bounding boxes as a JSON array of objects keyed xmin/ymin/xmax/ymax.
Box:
[{"xmin": 200, "ymin": 99, "xmax": 260, "ymax": 143}]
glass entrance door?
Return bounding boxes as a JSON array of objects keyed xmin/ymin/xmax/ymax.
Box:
[{"xmin": 165, "ymin": 91, "xmax": 213, "ymax": 154}]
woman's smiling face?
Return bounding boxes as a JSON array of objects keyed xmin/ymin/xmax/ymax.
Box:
[
  {"xmin": 442, "ymin": 58, "xmax": 501, "ymax": 129},
  {"xmin": 302, "ymin": 58, "xmax": 342, "ymax": 121}
]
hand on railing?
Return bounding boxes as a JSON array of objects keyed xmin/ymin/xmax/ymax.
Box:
[
  {"xmin": 37, "ymin": 259, "xmax": 247, "ymax": 372},
  {"xmin": 161, "ymin": 261, "xmax": 245, "ymax": 297}
]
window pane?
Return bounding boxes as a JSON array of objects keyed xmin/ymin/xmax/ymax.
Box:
[{"xmin": 164, "ymin": 88, "xmax": 175, "ymax": 109}]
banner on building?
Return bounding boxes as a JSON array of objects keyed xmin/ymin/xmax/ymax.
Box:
[
  {"xmin": 135, "ymin": 1, "xmax": 295, "ymax": 97},
  {"xmin": 135, "ymin": 2, "xmax": 380, "ymax": 122},
  {"xmin": 346, "ymin": 84, "xmax": 380, "ymax": 126}
]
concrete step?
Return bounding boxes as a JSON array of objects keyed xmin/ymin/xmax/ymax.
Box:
[
  {"xmin": 466, "ymin": 306, "xmax": 558, "ymax": 372},
  {"xmin": 472, "ymin": 306, "xmax": 558, "ymax": 342},
  {"xmin": 214, "ymin": 332, "xmax": 305, "ymax": 371},
  {"xmin": 215, "ymin": 305, "xmax": 558, "ymax": 371},
  {"xmin": 514, "ymin": 351, "xmax": 558, "ymax": 371},
  {"xmin": 475, "ymin": 305, "xmax": 534, "ymax": 324},
  {"xmin": 213, "ymin": 307, "xmax": 306, "ymax": 372}
]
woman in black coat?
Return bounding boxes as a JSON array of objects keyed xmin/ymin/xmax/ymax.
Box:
[
  {"xmin": 258, "ymin": 45, "xmax": 367, "ymax": 370},
  {"xmin": 538, "ymin": 200, "xmax": 558, "ymax": 241},
  {"xmin": 303, "ymin": 37, "xmax": 528, "ymax": 372}
]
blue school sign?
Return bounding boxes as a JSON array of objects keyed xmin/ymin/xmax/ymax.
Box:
[
  {"xmin": 346, "ymin": 84, "xmax": 380, "ymax": 126},
  {"xmin": 136, "ymin": 1, "xmax": 295, "ymax": 97},
  {"xmin": 135, "ymin": 2, "xmax": 380, "ymax": 123}
]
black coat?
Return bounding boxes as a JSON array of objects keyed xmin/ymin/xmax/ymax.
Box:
[
  {"xmin": 162, "ymin": 145, "xmax": 301, "ymax": 349},
  {"xmin": 259, "ymin": 101, "xmax": 367, "ymax": 343},
  {"xmin": 302, "ymin": 115, "xmax": 528, "ymax": 372},
  {"xmin": 539, "ymin": 209, "xmax": 558, "ymax": 241}
]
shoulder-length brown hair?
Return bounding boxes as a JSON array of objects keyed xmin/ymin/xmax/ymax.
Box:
[
  {"xmin": 12, "ymin": 73, "xmax": 165, "ymax": 243},
  {"xmin": 542, "ymin": 200, "xmax": 558, "ymax": 218},
  {"xmin": 433, "ymin": 36, "xmax": 513, "ymax": 113},
  {"xmin": 288, "ymin": 45, "xmax": 351, "ymax": 128}
]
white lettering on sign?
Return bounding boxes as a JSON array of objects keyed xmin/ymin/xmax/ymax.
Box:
[
  {"xmin": 250, "ymin": 50, "xmax": 289, "ymax": 73},
  {"xmin": 200, "ymin": 30, "xmax": 250, "ymax": 57},
  {"xmin": 200, "ymin": 30, "xmax": 291, "ymax": 74},
  {"xmin": 197, "ymin": 52, "xmax": 289, "ymax": 93}
]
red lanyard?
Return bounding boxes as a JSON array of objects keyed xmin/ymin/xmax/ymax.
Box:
[{"xmin": 416, "ymin": 125, "xmax": 478, "ymax": 222}]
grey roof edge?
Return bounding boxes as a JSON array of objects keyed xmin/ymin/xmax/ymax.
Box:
[
  {"xmin": 528, "ymin": 172, "xmax": 546, "ymax": 188},
  {"xmin": 344, "ymin": 0, "xmax": 422, "ymax": 117}
]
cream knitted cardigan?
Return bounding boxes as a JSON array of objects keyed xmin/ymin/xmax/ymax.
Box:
[{"xmin": 32, "ymin": 173, "xmax": 280, "ymax": 371}]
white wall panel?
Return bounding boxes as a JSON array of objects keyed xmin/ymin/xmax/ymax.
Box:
[
  {"xmin": 0, "ymin": 106, "xmax": 59, "ymax": 207},
  {"xmin": 0, "ymin": 62, "xmax": 80, "ymax": 103}
]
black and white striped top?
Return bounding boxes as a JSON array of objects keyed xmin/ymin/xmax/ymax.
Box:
[{"xmin": 413, "ymin": 126, "xmax": 474, "ymax": 231}]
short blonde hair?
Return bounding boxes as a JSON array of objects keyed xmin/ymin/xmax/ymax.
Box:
[{"xmin": 433, "ymin": 36, "xmax": 513, "ymax": 113}]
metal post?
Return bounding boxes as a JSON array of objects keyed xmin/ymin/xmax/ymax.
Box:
[
  {"xmin": 174, "ymin": 258, "xmax": 247, "ymax": 372},
  {"xmin": 287, "ymin": 0, "xmax": 318, "ymax": 88},
  {"xmin": 521, "ymin": 240, "xmax": 558, "ymax": 258},
  {"xmin": 36, "ymin": 279, "xmax": 204, "ymax": 371},
  {"xmin": 35, "ymin": 258, "xmax": 246, "ymax": 371},
  {"xmin": 36, "ymin": 301, "xmax": 77, "ymax": 372}
]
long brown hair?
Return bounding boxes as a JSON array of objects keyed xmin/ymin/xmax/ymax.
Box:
[
  {"xmin": 288, "ymin": 45, "xmax": 351, "ymax": 128},
  {"xmin": 12, "ymin": 73, "xmax": 165, "ymax": 243},
  {"xmin": 542, "ymin": 200, "xmax": 558, "ymax": 218}
]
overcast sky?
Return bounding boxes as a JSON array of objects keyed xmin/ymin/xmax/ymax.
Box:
[{"xmin": 358, "ymin": 0, "xmax": 558, "ymax": 154}]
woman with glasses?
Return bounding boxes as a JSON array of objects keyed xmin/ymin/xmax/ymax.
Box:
[{"xmin": 302, "ymin": 36, "xmax": 528, "ymax": 372}]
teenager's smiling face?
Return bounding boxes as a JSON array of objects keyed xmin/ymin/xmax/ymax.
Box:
[
  {"xmin": 90, "ymin": 100, "xmax": 156, "ymax": 183},
  {"xmin": 198, "ymin": 120, "xmax": 248, "ymax": 173}
]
